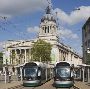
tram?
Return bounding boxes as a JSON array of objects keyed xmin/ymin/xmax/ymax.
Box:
[
  {"xmin": 54, "ymin": 61, "xmax": 74, "ymax": 88},
  {"xmin": 23, "ymin": 62, "xmax": 54, "ymax": 87}
]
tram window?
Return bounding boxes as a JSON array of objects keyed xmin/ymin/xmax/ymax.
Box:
[
  {"xmin": 24, "ymin": 68, "xmax": 37, "ymax": 77},
  {"xmin": 38, "ymin": 67, "xmax": 41, "ymax": 76},
  {"xmin": 38, "ymin": 70, "xmax": 41, "ymax": 76},
  {"xmin": 56, "ymin": 68, "xmax": 70, "ymax": 77}
]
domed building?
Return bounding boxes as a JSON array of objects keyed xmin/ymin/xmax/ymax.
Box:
[{"xmin": 3, "ymin": 6, "xmax": 82, "ymax": 73}]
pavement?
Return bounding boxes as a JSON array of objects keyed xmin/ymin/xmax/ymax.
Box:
[
  {"xmin": 0, "ymin": 81, "xmax": 23, "ymax": 89},
  {"xmin": 75, "ymin": 81, "xmax": 90, "ymax": 89}
]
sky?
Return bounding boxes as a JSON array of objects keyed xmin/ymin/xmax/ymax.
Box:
[{"xmin": 0, "ymin": 0, "xmax": 90, "ymax": 56}]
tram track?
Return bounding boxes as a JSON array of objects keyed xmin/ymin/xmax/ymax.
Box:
[
  {"xmin": 19, "ymin": 80, "xmax": 80, "ymax": 89},
  {"xmin": 20, "ymin": 86, "xmax": 40, "ymax": 89},
  {"xmin": 73, "ymin": 85, "xmax": 80, "ymax": 89},
  {"xmin": 15, "ymin": 85, "xmax": 80, "ymax": 89},
  {"xmin": 55, "ymin": 85, "xmax": 80, "ymax": 89}
]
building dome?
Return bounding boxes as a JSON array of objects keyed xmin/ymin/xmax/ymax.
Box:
[
  {"xmin": 41, "ymin": 14, "xmax": 56, "ymax": 22},
  {"xmin": 41, "ymin": 6, "xmax": 56, "ymax": 23}
]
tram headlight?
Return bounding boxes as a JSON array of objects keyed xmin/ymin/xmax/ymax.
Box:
[
  {"xmin": 38, "ymin": 70, "xmax": 41, "ymax": 76},
  {"xmin": 29, "ymin": 78, "xmax": 31, "ymax": 80},
  {"xmin": 56, "ymin": 78, "xmax": 59, "ymax": 81},
  {"xmin": 66, "ymin": 79, "xmax": 70, "ymax": 81},
  {"xmin": 24, "ymin": 77, "xmax": 27, "ymax": 80}
]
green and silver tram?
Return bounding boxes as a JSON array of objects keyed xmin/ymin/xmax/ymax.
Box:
[
  {"xmin": 23, "ymin": 62, "xmax": 53, "ymax": 87},
  {"xmin": 54, "ymin": 61, "xmax": 74, "ymax": 88}
]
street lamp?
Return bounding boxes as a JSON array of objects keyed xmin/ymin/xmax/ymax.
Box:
[{"xmin": 4, "ymin": 66, "xmax": 8, "ymax": 83}]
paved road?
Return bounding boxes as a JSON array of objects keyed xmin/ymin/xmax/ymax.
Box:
[{"xmin": 21, "ymin": 80, "xmax": 79, "ymax": 89}]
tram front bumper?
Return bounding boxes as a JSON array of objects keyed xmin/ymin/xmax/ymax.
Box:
[
  {"xmin": 23, "ymin": 80, "xmax": 40, "ymax": 87},
  {"xmin": 54, "ymin": 81, "xmax": 74, "ymax": 88}
]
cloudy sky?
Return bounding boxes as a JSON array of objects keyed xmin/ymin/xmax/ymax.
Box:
[{"xmin": 0, "ymin": 0, "xmax": 90, "ymax": 55}]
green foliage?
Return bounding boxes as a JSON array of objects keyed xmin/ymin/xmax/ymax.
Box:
[
  {"xmin": 86, "ymin": 53, "xmax": 90, "ymax": 65},
  {"xmin": 0, "ymin": 60, "xmax": 3, "ymax": 66},
  {"xmin": 0, "ymin": 57, "xmax": 3, "ymax": 68},
  {"xmin": 0, "ymin": 52, "xmax": 3, "ymax": 57},
  {"xmin": 31, "ymin": 39, "xmax": 52, "ymax": 62}
]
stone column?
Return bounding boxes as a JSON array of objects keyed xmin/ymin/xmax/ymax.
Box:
[
  {"xmin": 25, "ymin": 49, "xmax": 27, "ymax": 63},
  {"xmin": 20, "ymin": 49, "xmax": 21, "ymax": 64},
  {"xmin": 63, "ymin": 52, "xmax": 65, "ymax": 61},
  {"xmin": 64, "ymin": 52, "xmax": 66, "ymax": 61},
  {"xmin": 66, "ymin": 53, "xmax": 68, "ymax": 61},
  {"xmin": 15, "ymin": 49, "xmax": 17, "ymax": 65},
  {"xmin": 28, "ymin": 49, "xmax": 31, "ymax": 62},
  {"xmin": 61, "ymin": 51, "xmax": 63, "ymax": 61},
  {"xmin": 82, "ymin": 67, "xmax": 85, "ymax": 82},
  {"xmin": 10, "ymin": 50, "xmax": 12, "ymax": 64},
  {"xmin": 59, "ymin": 50, "xmax": 61, "ymax": 61}
]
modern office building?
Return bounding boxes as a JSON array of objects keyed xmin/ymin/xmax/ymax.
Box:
[{"xmin": 82, "ymin": 17, "xmax": 90, "ymax": 64}]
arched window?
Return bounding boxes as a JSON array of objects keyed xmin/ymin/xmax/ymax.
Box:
[{"xmin": 43, "ymin": 27, "xmax": 44, "ymax": 30}]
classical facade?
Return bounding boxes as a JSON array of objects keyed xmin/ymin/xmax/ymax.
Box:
[
  {"xmin": 3, "ymin": 6, "xmax": 82, "ymax": 69},
  {"xmin": 82, "ymin": 17, "xmax": 90, "ymax": 63}
]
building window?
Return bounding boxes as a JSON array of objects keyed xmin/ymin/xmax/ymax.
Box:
[
  {"xmin": 45, "ymin": 26, "xmax": 47, "ymax": 33},
  {"xmin": 88, "ymin": 39, "xmax": 90, "ymax": 47},
  {"xmin": 85, "ymin": 41, "xmax": 87, "ymax": 46},
  {"xmin": 43, "ymin": 27, "xmax": 44, "ymax": 30},
  {"xmin": 48, "ymin": 26, "xmax": 49, "ymax": 33},
  {"xmin": 85, "ymin": 29, "xmax": 87, "ymax": 37},
  {"xmin": 88, "ymin": 29, "xmax": 90, "ymax": 33}
]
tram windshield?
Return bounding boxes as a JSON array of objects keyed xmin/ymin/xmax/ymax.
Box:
[
  {"xmin": 24, "ymin": 67, "xmax": 37, "ymax": 77},
  {"xmin": 56, "ymin": 67, "xmax": 70, "ymax": 78}
]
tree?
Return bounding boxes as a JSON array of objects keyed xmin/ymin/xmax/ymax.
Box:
[
  {"xmin": 31, "ymin": 39, "xmax": 52, "ymax": 62},
  {"xmin": 0, "ymin": 52, "xmax": 3, "ymax": 57}
]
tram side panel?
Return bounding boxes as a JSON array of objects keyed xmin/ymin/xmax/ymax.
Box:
[{"xmin": 41, "ymin": 67, "xmax": 46, "ymax": 84}]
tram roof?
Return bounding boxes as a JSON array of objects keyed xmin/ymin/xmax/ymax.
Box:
[
  {"xmin": 24, "ymin": 61, "xmax": 54, "ymax": 68},
  {"xmin": 34, "ymin": 62, "xmax": 54, "ymax": 68},
  {"xmin": 55, "ymin": 61, "xmax": 72, "ymax": 66}
]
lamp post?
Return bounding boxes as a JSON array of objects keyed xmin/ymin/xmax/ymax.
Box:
[
  {"xmin": 20, "ymin": 66, "xmax": 23, "ymax": 82},
  {"xmin": 4, "ymin": 66, "xmax": 8, "ymax": 83}
]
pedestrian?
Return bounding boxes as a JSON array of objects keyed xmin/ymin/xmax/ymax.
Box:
[{"xmin": 8, "ymin": 72, "xmax": 11, "ymax": 83}]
